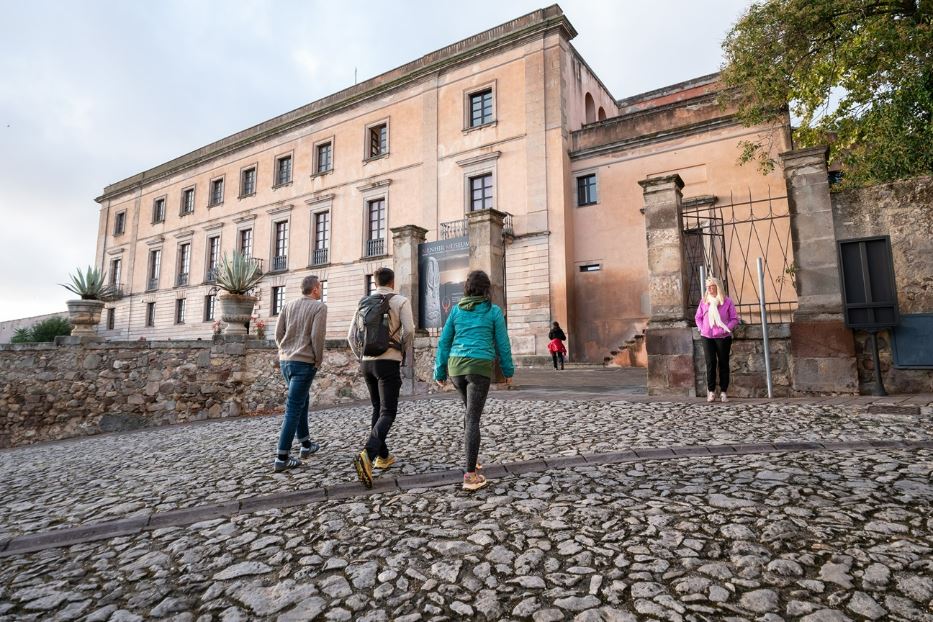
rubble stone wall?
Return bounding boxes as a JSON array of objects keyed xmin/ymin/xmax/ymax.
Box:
[{"xmin": 693, "ymin": 324, "xmax": 793, "ymax": 398}]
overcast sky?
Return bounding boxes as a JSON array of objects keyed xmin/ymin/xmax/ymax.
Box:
[{"xmin": 0, "ymin": 0, "xmax": 753, "ymax": 322}]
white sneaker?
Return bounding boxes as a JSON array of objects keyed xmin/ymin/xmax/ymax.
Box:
[
  {"xmin": 707, "ymin": 391, "xmax": 716, "ymax": 403},
  {"xmin": 721, "ymin": 392, "xmax": 728, "ymax": 403}
]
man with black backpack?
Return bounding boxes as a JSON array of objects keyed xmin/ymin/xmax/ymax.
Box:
[{"xmin": 347, "ymin": 267, "xmax": 414, "ymax": 488}]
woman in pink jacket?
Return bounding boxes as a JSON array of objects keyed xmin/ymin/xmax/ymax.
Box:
[{"xmin": 695, "ymin": 277, "xmax": 740, "ymax": 402}]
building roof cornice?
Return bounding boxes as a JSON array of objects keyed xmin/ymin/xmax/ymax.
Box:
[{"xmin": 96, "ymin": 5, "xmax": 576, "ymax": 204}]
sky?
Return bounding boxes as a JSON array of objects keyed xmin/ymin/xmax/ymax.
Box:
[{"xmin": 0, "ymin": 0, "xmax": 754, "ymax": 322}]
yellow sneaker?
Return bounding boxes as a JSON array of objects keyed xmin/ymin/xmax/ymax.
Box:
[
  {"xmin": 374, "ymin": 455, "xmax": 396, "ymax": 470},
  {"xmin": 353, "ymin": 450, "xmax": 373, "ymax": 489}
]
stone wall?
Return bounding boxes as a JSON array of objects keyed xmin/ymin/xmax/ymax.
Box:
[
  {"xmin": 693, "ymin": 324, "xmax": 793, "ymax": 398},
  {"xmin": 0, "ymin": 337, "xmax": 371, "ymax": 449},
  {"xmin": 832, "ymin": 175, "xmax": 933, "ymax": 393}
]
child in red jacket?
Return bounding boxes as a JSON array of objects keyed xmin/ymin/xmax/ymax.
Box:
[{"xmin": 547, "ymin": 337, "xmax": 566, "ymax": 370}]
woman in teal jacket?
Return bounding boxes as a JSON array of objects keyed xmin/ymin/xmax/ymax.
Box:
[{"xmin": 434, "ymin": 270, "xmax": 514, "ymax": 491}]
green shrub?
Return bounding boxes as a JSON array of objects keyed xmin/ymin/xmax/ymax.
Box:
[{"xmin": 9, "ymin": 316, "xmax": 72, "ymax": 343}]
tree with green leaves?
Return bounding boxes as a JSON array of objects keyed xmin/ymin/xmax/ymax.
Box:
[
  {"xmin": 722, "ymin": 0, "xmax": 933, "ymax": 186},
  {"xmin": 9, "ymin": 317, "xmax": 72, "ymax": 343}
]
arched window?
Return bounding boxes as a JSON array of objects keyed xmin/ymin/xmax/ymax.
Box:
[
  {"xmin": 597, "ymin": 106, "xmax": 606, "ymax": 121},
  {"xmin": 584, "ymin": 92, "xmax": 596, "ymax": 124}
]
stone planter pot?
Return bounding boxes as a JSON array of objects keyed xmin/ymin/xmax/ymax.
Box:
[
  {"xmin": 66, "ymin": 299, "xmax": 105, "ymax": 336},
  {"xmin": 219, "ymin": 294, "xmax": 257, "ymax": 335}
]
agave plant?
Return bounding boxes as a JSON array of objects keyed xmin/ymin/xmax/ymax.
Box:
[
  {"xmin": 215, "ymin": 251, "xmax": 264, "ymax": 295},
  {"xmin": 61, "ymin": 266, "xmax": 116, "ymax": 301}
]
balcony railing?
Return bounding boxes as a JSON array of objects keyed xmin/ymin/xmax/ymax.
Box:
[
  {"xmin": 146, "ymin": 278, "xmax": 159, "ymax": 292},
  {"xmin": 176, "ymin": 272, "xmax": 189, "ymax": 287},
  {"xmin": 503, "ymin": 212, "xmax": 514, "ymax": 237},
  {"xmin": 205, "ymin": 267, "xmax": 219, "ymax": 284},
  {"xmin": 248, "ymin": 257, "xmax": 264, "ymax": 274},
  {"xmin": 440, "ymin": 218, "xmax": 468, "ymax": 240},
  {"xmin": 365, "ymin": 238, "xmax": 386, "ymax": 257},
  {"xmin": 272, "ymin": 255, "xmax": 288, "ymax": 272},
  {"xmin": 108, "ymin": 283, "xmax": 125, "ymax": 300},
  {"xmin": 311, "ymin": 248, "xmax": 329, "ymax": 266}
]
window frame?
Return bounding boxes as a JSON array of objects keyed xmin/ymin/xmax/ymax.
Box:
[
  {"xmin": 204, "ymin": 293, "xmax": 216, "ymax": 322},
  {"xmin": 239, "ymin": 164, "xmax": 258, "ymax": 198},
  {"xmin": 273, "ymin": 152, "xmax": 294, "ymax": 188},
  {"xmin": 208, "ymin": 175, "xmax": 225, "ymax": 207},
  {"xmin": 147, "ymin": 248, "xmax": 162, "ymax": 291},
  {"xmin": 145, "ymin": 301, "xmax": 156, "ymax": 327},
  {"xmin": 238, "ymin": 227, "xmax": 254, "ymax": 258},
  {"xmin": 176, "ymin": 242, "xmax": 191, "ymax": 287},
  {"xmin": 175, "ymin": 298, "xmax": 186, "ymax": 325},
  {"xmin": 110, "ymin": 257, "xmax": 122, "ymax": 287},
  {"xmin": 320, "ymin": 279, "xmax": 328, "ymax": 304},
  {"xmin": 271, "ymin": 219, "xmax": 289, "ymax": 272},
  {"xmin": 364, "ymin": 119, "xmax": 389, "ymax": 161},
  {"xmin": 457, "ymin": 151, "xmax": 499, "ymax": 214},
  {"xmin": 576, "ymin": 172, "xmax": 599, "ymax": 207},
  {"xmin": 180, "ymin": 186, "xmax": 196, "ymax": 216},
  {"xmin": 152, "ymin": 196, "xmax": 167, "ymax": 224},
  {"xmin": 205, "ymin": 234, "xmax": 221, "ymax": 282},
  {"xmin": 271, "ymin": 285, "xmax": 285, "ymax": 316},
  {"xmin": 113, "ymin": 210, "xmax": 126, "ymax": 236},
  {"xmin": 313, "ymin": 137, "xmax": 334, "ymax": 175},
  {"xmin": 468, "ymin": 172, "xmax": 494, "ymax": 212},
  {"xmin": 106, "ymin": 307, "xmax": 115, "ymax": 331},
  {"xmin": 463, "ymin": 81, "xmax": 497, "ymax": 131}
]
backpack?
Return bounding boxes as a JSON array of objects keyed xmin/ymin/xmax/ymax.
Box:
[{"xmin": 351, "ymin": 293, "xmax": 398, "ymax": 359}]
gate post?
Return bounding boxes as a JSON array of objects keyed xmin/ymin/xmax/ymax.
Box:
[
  {"xmin": 780, "ymin": 147, "xmax": 858, "ymax": 394},
  {"xmin": 391, "ymin": 225, "xmax": 428, "ymax": 328},
  {"xmin": 466, "ymin": 209, "xmax": 507, "ymax": 310},
  {"xmin": 639, "ymin": 175, "xmax": 696, "ymax": 397}
]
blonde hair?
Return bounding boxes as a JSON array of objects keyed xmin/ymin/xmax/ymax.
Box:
[{"xmin": 704, "ymin": 277, "xmax": 725, "ymax": 305}]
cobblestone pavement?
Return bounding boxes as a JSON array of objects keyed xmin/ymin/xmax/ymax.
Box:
[
  {"xmin": 1, "ymin": 397, "xmax": 932, "ymax": 540},
  {"xmin": 1, "ymin": 445, "xmax": 931, "ymax": 621}
]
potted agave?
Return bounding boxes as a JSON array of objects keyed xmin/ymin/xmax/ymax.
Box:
[
  {"xmin": 215, "ymin": 251, "xmax": 264, "ymax": 335},
  {"xmin": 60, "ymin": 266, "xmax": 115, "ymax": 336}
]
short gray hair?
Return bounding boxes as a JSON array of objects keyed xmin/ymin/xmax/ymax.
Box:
[{"xmin": 301, "ymin": 276, "xmax": 320, "ymax": 295}]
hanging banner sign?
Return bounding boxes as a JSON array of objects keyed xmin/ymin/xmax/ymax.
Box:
[{"xmin": 418, "ymin": 236, "xmax": 469, "ymax": 329}]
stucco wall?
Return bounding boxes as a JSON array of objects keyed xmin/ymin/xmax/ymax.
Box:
[{"xmin": 832, "ymin": 175, "xmax": 933, "ymax": 393}]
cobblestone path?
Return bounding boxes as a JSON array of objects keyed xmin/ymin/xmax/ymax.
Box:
[{"xmin": 0, "ymin": 397, "xmax": 931, "ymax": 620}]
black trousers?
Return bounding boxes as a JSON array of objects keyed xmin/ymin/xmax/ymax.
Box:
[
  {"xmin": 361, "ymin": 359, "xmax": 402, "ymax": 460},
  {"xmin": 702, "ymin": 336, "xmax": 732, "ymax": 392},
  {"xmin": 450, "ymin": 374, "xmax": 491, "ymax": 472},
  {"xmin": 551, "ymin": 351, "xmax": 564, "ymax": 369}
]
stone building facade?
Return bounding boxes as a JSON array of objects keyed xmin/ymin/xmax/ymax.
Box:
[{"xmin": 92, "ymin": 5, "xmax": 787, "ymax": 364}]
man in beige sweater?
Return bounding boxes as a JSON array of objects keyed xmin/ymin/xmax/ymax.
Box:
[
  {"xmin": 273, "ymin": 275, "xmax": 327, "ymax": 472},
  {"xmin": 348, "ymin": 267, "xmax": 414, "ymax": 488}
]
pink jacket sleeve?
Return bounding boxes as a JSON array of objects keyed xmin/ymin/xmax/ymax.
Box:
[
  {"xmin": 695, "ymin": 301, "xmax": 707, "ymax": 327},
  {"xmin": 724, "ymin": 298, "xmax": 740, "ymax": 331}
]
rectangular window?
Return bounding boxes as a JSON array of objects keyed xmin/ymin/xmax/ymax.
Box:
[
  {"xmin": 206, "ymin": 236, "xmax": 220, "ymax": 281},
  {"xmin": 366, "ymin": 274, "xmax": 376, "ymax": 296},
  {"xmin": 579, "ymin": 263, "xmax": 601, "ymax": 272},
  {"xmin": 368, "ymin": 123, "xmax": 387, "ymax": 158},
  {"xmin": 469, "ymin": 89, "xmax": 494, "ymax": 127},
  {"xmin": 469, "ymin": 173, "xmax": 493, "ymax": 212},
  {"xmin": 181, "ymin": 188, "xmax": 195, "ymax": 215},
  {"xmin": 273, "ymin": 221, "xmax": 288, "ymax": 271},
  {"xmin": 145, "ymin": 302, "xmax": 156, "ymax": 327},
  {"xmin": 175, "ymin": 298, "xmax": 186, "ymax": 324},
  {"xmin": 239, "ymin": 228, "xmax": 253, "ymax": 258},
  {"xmin": 204, "ymin": 294, "xmax": 216, "ymax": 322},
  {"xmin": 177, "ymin": 243, "xmax": 190, "ymax": 286},
  {"xmin": 147, "ymin": 249, "xmax": 161, "ymax": 290},
  {"xmin": 321, "ymin": 279, "xmax": 328, "ymax": 304},
  {"xmin": 110, "ymin": 258, "xmax": 122, "ymax": 287},
  {"xmin": 365, "ymin": 198, "xmax": 386, "ymax": 257},
  {"xmin": 271, "ymin": 286, "xmax": 285, "ymax": 315},
  {"xmin": 316, "ymin": 142, "xmax": 333, "ymax": 173},
  {"xmin": 113, "ymin": 211, "xmax": 126, "ymax": 235},
  {"xmin": 312, "ymin": 211, "xmax": 330, "ymax": 265},
  {"xmin": 152, "ymin": 197, "xmax": 166, "ymax": 223},
  {"xmin": 577, "ymin": 174, "xmax": 598, "ymax": 206},
  {"xmin": 106, "ymin": 308, "xmax": 115, "ymax": 330},
  {"xmin": 275, "ymin": 155, "xmax": 292, "ymax": 186},
  {"xmin": 240, "ymin": 167, "xmax": 256, "ymax": 197},
  {"xmin": 209, "ymin": 178, "xmax": 224, "ymax": 206}
]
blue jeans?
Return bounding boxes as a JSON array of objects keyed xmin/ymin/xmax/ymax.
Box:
[{"xmin": 278, "ymin": 361, "xmax": 318, "ymax": 456}]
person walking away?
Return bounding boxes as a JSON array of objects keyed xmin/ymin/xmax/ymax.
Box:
[
  {"xmin": 349, "ymin": 267, "xmax": 414, "ymax": 489},
  {"xmin": 548, "ymin": 321, "xmax": 566, "ymax": 343},
  {"xmin": 434, "ymin": 270, "xmax": 514, "ymax": 491},
  {"xmin": 273, "ymin": 276, "xmax": 327, "ymax": 472},
  {"xmin": 547, "ymin": 336, "xmax": 566, "ymax": 370},
  {"xmin": 695, "ymin": 276, "xmax": 739, "ymax": 402}
]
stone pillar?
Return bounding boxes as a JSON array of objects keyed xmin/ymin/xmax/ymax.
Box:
[
  {"xmin": 639, "ymin": 175, "xmax": 696, "ymax": 397},
  {"xmin": 391, "ymin": 225, "xmax": 428, "ymax": 327},
  {"xmin": 467, "ymin": 208, "xmax": 507, "ymax": 382},
  {"xmin": 781, "ymin": 147, "xmax": 857, "ymax": 394},
  {"xmin": 391, "ymin": 225, "xmax": 428, "ymax": 396},
  {"xmin": 466, "ymin": 209, "xmax": 507, "ymax": 309}
]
